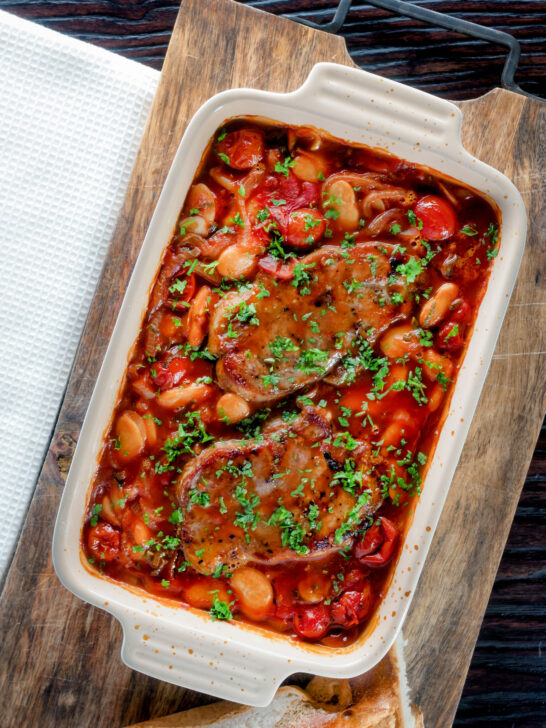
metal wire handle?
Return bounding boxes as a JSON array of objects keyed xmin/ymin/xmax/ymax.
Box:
[{"xmin": 289, "ymin": 0, "xmax": 537, "ymax": 99}]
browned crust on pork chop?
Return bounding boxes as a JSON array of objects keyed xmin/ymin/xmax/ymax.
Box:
[
  {"xmin": 174, "ymin": 407, "xmax": 382, "ymax": 574},
  {"xmin": 208, "ymin": 243, "xmax": 412, "ymax": 403}
]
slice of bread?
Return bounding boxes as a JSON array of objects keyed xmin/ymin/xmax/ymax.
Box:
[{"xmin": 124, "ymin": 635, "xmax": 423, "ymax": 728}]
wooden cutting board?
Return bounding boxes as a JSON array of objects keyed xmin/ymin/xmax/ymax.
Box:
[{"xmin": 0, "ymin": 1, "xmax": 543, "ymax": 726}]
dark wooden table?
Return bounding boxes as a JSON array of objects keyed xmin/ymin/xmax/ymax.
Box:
[{"xmin": 1, "ymin": 1, "xmax": 544, "ymax": 725}]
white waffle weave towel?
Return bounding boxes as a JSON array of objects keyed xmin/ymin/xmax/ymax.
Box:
[{"xmin": 0, "ymin": 10, "xmax": 160, "ymax": 578}]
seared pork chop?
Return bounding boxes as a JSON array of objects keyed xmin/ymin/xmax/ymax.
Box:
[
  {"xmin": 175, "ymin": 407, "xmax": 382, "ymax": 574},
  {"xmin": 208, "ymin": 243, "xmax": 413, "ymax": 403}
]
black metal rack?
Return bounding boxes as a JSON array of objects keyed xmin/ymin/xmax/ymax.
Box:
[{"xmin": 288, "ymin": 0, "xmax": 536, "ymax": 99}]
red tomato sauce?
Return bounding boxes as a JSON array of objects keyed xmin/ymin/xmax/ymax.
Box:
[{"xmin": 82, "ymin": 119, "xmax": 500, "ymax": 647}]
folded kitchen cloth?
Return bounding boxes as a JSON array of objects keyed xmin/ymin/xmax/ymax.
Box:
[{"xmin": 0, "ymin": 10, "xmax": 160, "ymax": 578}]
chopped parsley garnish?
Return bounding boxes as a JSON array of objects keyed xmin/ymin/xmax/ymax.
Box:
[
  {"xmin": 281, "ymin": 409, "xmax": 299, "ymax": 423},
  {"xmin": 233, "ymin": 482, "xmax": 261, "ymax": 535},
  {"xmin": 406, "ymin": 210, "xmax": 423, "ymax": 230},
  {"xmin": 444, "ymin": 323, "xmax": 459, "ymax": 340},
  {"xmin": 291, "ymin": 262, "xmax": 316, "ymax": 295},
  {"xmin": 333, "ymin": 492, "xmax": 371, "ymax": 544},
  {"xmin": 418, "ymin": 328, "xmax": 434, "ymax": 347},
  {"xmin": 169, "ymin": 278, "xmax": 188, "ymax": 296},
  {"xmin": 237, "ymin": 407, "xmax": 272, "ymax": 439},
  {"xmin": 188, "ymin": 489, "xmax": 211, "ymax": 508},
  {"xmin": 235, "ymin": 301, "xmax": 259, "ymax": 325},
  {"xmin": 230, "ymin": 212, "xmax": 245, "ymax": 228},
  {"xmin": 303, "ymin": 213, "xmax": 321, "ymax": 230},
  {"xmin": 295, "ymin": 348, "xmax": 329, "ymax": 375},
  {"xmin": 460, "ymin": 224, "xmax": 478, "ymax": 236},
  {"xmin": 270, "ymin": 336, "xmax": 299, "ymax": 359},
  {"xmin": 158, "ymin": 411, "xmax": 214, "ymax": 472},
  {"xmin": 275, "ymin": 156, "xmax": 296, "ymax": 178},
  {"xmin": 331, "ymin": 458, "xmax": 364, "ymax": 496},
  {"xmin": 168, "ymin": 508, "xmax": 184, "ymax": 525},
  {"xmin": 90, "ymin": 503, "xmax": 102, "ymax": 527},
  {"xmin": 405, "ymin": 367, "xmax": 428, "ymax": 405},
  {"xmin": 262, "ymin": 372, "xmax": 280, "ymax": 390},
  {"xmin": 395, "ymin": 257, "xmax": 423, "ymax": 283},
  {"xmin": 486, "ymin": 222, "xmax": 499, "ymax": 245},
  {"xmin": 209, "ymin": 595, "xmax": 233, "ymax": 621},
  {"xmin": 307, "ymin": 503, "xmax": 321, "ymax": 532},
  {"xmin": 218, "ymin": 151, "xmax": 230, "ymax": 164},
  {"xmin": 268, "ymin": 506, "xmax": 309, "ymax": 555},
  {"xmin": 485, "ymin": 223, "xmax": 499, "ymax": 259}
]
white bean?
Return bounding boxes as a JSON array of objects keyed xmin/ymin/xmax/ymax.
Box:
[
  {"xmin": 292, "ymin": 151, "xmax": 327, "ymax": 183},
  {"xmin": 323, "ymin": 179, "xmax": 359, "ymax": 230},
  {"xmin": 419, "ymin": 283, "xmax": 459, "ymax": 328},
  {"xmin": 379, "ymin": 323, "xmax": 421, "ymax": 359},
  {"xmin": 156, "ymin": 384, "xmax": 212, "ymax": 410},
  {"xmin": 115, "ymin": 411, "xmax": 146, "ymax": 461},
  {"xmin": 216, "ymin": 393, "xmax": 250, "ymax": 423},
  {"xmin": 179, "ymin": 215, "xmax": 208, "ymax": 237},
  {"xmin": 186, "ymin": 183, "xmax": 216, "ymax": 223},
  {"xmin": 230, "ymin": 567, "xmax": 273, "ymax": 621},
  {"xmin": 217, "ymin": 244, "xmax": 259, "ymax": 279},
  {"xmin": 422, "ymin": 349, "xmax": 454, "ymax": 382},
  {"xmin": 297, "ymin": 572, "xmax": 331, "ymax": 603}
]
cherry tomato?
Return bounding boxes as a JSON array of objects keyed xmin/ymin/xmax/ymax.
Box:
[
  {"xmin": 330, "ymin": 584, "xmax": 373, "ymax": 627},
  {"xmin": 414, "ymin": 195, "xmax": 458, "ymax": 241},
  {"xmin": 153, "ymin": 356, "xmax": 190, "ymax": 390},
  {"xmin": 354, "ymin": 517, "xmax": 399, "ymax": 568},
  {"xmin": 257, "ymin": 254, "xmax": 294, "ymax": 280},
  {"xmin": 286, "ymin": 208, "xmax": 326, "ymax": 248},
  {"xmin": 216, "ymin": 129, "xmax": 264, "ymax": 170},
  {"xmin": 272, "ymin": 574, "xmax": 297, "ymax": 622},
  {"xmin": 293, "ymin": 604, "xmax": 330, "ymax": 640},
  {"xmin": 281, "ymin": 178, "xmax": 320, "ymax": 212},
  {"xmin": 168, "ymin": 272, "xmax": 196, "ymax": 312},
  {"xmin": 437, "ymin": 320, "xmax": 464, "ymax": 351},
  {"xmin": 343, "ymin": 567, "xmax": 370, "ymax": 591},
  {"xmin": 87, "ymin": 522, "xmax": 121, "ymax": 561},
  {"xmin": 256, "ymin": 173, "xmax": 320, "ymax": 213},
  {"xmin": 354, "ymin": 523, "xmax": 383, "ymax": 560},
  {"xmin": 450, "ymin": 299, "xmax": 472, "ymax": 324}
]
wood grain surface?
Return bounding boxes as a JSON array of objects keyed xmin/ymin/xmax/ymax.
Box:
[
  {"xmin": 0, "ymin": 1, "xmax": 544, "ymax": 727},
  {"xmin": 1, "ymin": 0, "xmax": 544, "ymax": 101}
]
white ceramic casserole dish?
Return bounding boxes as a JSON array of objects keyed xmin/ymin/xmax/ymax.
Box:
[{"xmin": 53, "ymin": 62, "xmax": 526, "ymax": 707}]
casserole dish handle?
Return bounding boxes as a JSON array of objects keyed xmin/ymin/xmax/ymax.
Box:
[
  {"xmin": 120, "ymin": 612, "xmax": 289, "ymax": 706},
  {"xmin": 294, "ymin": 62, "xmax": 463, "ymax": 151}
]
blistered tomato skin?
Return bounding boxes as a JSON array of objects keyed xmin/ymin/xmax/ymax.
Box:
[
  {"xmin": 286, "ymin": 208, "xmax": 326, "ymax": 248},
  {"xmin": 87, "ymin": 523, "xmax": 121, "ymax": 561},
  {"xmin": 216, "ymin": 129, "xmax": 264, "ymax": 170},
  {"xmin": 293, "ymin": 604, "xmax": 331, "ymax": 640},
  {"xmin": 330, "ymin": 585, "xmax": 373, "ymax": 628},
  {"xmin": 414, "ymin": 195, "xmax": 458, "ymax": 241},
  {"xmin": 355, "ymin": 518, "xmax": 399, "ymax": 568}
]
